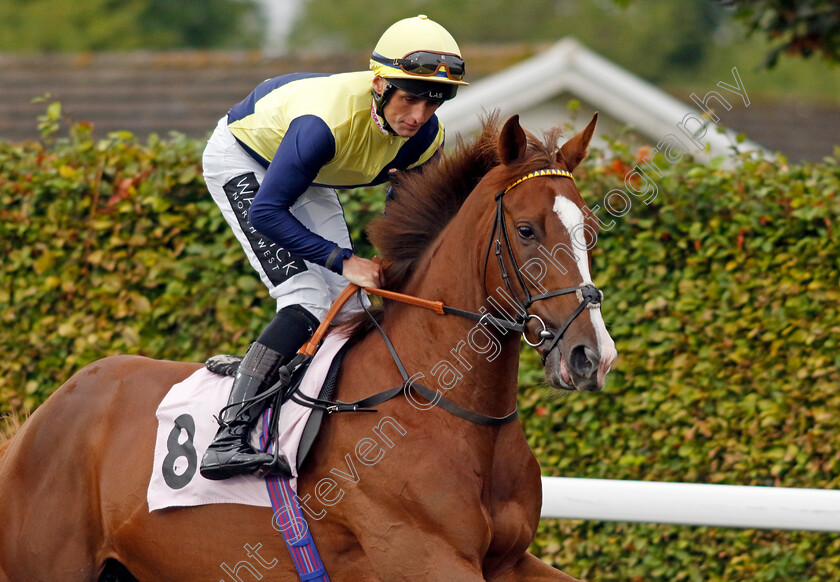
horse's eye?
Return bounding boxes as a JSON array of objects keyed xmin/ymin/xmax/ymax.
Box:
[{"xmin": 517, "ymin": 225, "xmax": 536, "ymax": 239}]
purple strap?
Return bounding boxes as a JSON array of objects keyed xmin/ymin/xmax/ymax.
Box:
[{"xmin": 260, "ymin": 410, "xmax": 330, "ymax": 581}]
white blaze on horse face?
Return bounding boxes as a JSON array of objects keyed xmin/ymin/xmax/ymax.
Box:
[
  {"xmin": 552, "ymin": 195, "xmax": 617, "ymax": 387},
  {"xmin": 552, "ymin": 196, "xmax": 591, "ymax": 280}
]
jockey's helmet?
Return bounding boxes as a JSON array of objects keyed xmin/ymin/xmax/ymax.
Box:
[{"xmin": 370, "ymin": 15, "xmax": 467, "ymax": 104}]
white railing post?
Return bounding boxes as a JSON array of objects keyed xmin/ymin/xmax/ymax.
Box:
[{"xmin": 541, "ymin": 477, "xmax": 840, "ymax": 532}]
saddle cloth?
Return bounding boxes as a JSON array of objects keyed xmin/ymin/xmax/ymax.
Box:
[{"xmin": 146, "ymin": 332, "xmax": 349, "ymax": 512}]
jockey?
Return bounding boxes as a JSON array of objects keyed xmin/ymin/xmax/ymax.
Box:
[{"xmin": 199, "ymin": 15, "xmax": 467, "ymax": 481}]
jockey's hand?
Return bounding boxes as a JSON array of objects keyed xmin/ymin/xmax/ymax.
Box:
[{"xmin": 342, "ymin": 255, "xmax": 382, "ymax": 289}]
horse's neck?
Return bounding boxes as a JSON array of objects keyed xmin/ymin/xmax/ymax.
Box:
[{"xmin": 381, "ymin": 200, "xmax": 522, "ymax": 419}]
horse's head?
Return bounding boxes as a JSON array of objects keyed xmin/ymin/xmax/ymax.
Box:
[{"xmin": 483, "ymin": 114, "xmax": 617, "ymax": 391}]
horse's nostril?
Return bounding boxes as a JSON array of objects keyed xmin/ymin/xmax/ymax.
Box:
[{"xmin": 569, "ymin": 345, "xmax": 599, "ymax": 377}]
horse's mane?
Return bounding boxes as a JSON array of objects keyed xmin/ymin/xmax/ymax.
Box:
[
  {"xmin": 339, "ymin": 113, "xmax": 564, "ymax": 339},
  {"xmin": 0, "ymin": 411, "xmax": 25, "ymax": 448},
  {"xmin": 370, "ymin": 113, "xmax": 564, "ymax": 291}
]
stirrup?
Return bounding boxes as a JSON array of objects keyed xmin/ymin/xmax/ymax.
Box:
[{"xmin": 258, "ymin": 450, "xmax": 293, "ymax": 479}]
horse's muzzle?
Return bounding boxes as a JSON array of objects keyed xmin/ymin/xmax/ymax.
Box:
[{"xmin": 544, "ymin": 344, "xmax": 605, "ymax": 392}]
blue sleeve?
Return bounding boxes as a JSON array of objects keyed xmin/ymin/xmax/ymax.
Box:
[{"xmin": 248, "ymin": 115, "xmax": 354, "ymax": 275}]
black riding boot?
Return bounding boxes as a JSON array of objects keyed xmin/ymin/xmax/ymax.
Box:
[{"xmin": 200, "ymin": 305, "xmax": 320, "ymax": 481}]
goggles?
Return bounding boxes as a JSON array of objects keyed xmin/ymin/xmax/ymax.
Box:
[{"xmin": 371, "ymin": 51, "xmax": 465, "ymax": 81}]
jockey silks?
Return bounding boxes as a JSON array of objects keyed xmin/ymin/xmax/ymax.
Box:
[{"xmin": 224, "ymin": 71, "xmax": 443, "ymax": 272}]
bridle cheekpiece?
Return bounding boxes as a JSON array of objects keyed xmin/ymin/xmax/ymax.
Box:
[{"xmin": 489, "ymin": 167, "xmax": 603, "ymax": 361}]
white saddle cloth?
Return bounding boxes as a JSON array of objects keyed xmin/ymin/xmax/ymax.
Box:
[{"xmin": 146, "ymin": 332, "xmax": 349, "ymax": 512}]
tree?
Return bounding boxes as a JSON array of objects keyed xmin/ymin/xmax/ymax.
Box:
[
  {"xmin": 139, "ymin": 0, "xmax": 263, "ymax": 49},
  {"xmin": 0, "ymin": 0, "xmax": 262, "ymax": 52},
  {"xmin": 716, "ymin": 0, "xmax": 840, "ymax": 66},
  {"xmin": 289, "ymin": 0, "xmax": 723, "ymax": 83}
]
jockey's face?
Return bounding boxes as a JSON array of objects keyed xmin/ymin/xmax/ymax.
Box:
[
  {"xmin": 373, "ymin": 78, "xmax": 441, "ymax": 138},
  {"xmin": 384, "ymin": 90, "xmax": 440, "ymax": 137}
]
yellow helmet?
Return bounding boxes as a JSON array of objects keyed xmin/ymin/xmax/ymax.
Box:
[{"xmin": 370, "ymin": 15, "xmax": 467, "ymax": 102}]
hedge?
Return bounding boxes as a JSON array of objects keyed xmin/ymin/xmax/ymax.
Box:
[
  {"xmin": 524, "ymin": 134, "xmax": 840, "ymax": 581},
  {"xmin": 1, "ymin": 107, "xmax": 839, "ymax": 580}
]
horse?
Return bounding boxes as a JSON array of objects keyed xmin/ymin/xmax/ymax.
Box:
[{"xmin": 0, "ymin": 112, "xmax": 616, "ymax": 581}]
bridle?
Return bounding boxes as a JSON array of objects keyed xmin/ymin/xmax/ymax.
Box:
[
  {"xmin": 270, "ymin": 167, "xmax": 606, "ymax": 429},
  {"xmin": 484, "ymin": 168, "xmax": 604, "ymax": 362}
]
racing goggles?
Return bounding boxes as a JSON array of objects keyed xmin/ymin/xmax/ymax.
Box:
[{"xmin": 372, "ymin": 51, "xmax": 465, "ymax": 81}]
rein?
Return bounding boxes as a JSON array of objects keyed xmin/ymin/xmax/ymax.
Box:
[
  {"xmin": 283, "ymin": 168, "xmax": 604, "ymax": 427},
  {"xmin": 286, "ymin": 284, "xmax": 519, "ymax": 427}
]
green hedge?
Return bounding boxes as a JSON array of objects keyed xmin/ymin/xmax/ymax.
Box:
[
  {"xmin": 523, "ymin": 136, "xmax": 840, "ymax": 580},
  {"xmin": 2, "ymin": 110, "xmax": 839, "ymax": 580}
]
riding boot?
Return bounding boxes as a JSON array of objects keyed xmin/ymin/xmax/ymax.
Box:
[{"xmin": 200, "ymin": 305, "xmax": 320, "ymax": 481}]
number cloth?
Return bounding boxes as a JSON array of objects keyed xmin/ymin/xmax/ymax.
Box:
[{"xmin": 147, "ymin": 333, "xmax": 350, "ymax": 511}]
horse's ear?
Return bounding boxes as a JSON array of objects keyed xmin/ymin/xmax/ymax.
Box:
[
  {"xmin": 499, "ymin": 115, "xmax": 527, "ymax": 165},
  {"xmin": 558, "ymin": 112, "xmax": 598, "ymax": 172}
]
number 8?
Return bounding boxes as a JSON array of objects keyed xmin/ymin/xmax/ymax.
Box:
[{"xmin": 161, "ymin": 413, "xmax": 198, "ymax": 490}]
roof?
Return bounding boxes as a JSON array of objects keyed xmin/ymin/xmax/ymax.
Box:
[
  {"xmin": 437, "ymin": 38, "xmax": 767, "ymax": 160},
  {"xmin": 3, "ymin": 43, "xmax": 835, "ymax": 161}
]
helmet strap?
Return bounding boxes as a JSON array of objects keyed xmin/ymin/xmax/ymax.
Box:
[{"xmin": 372, "ymin": 82, "xmax": 399, "ymax": 135}]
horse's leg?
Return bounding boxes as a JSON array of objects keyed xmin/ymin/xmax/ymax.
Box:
[
  {"xmin": 487, "ymin": 552, "xmax": 581, "ymax": 582},
  {"xmin": 355, "ymin": 538, "xmax": 487, "ymax": 582},
  {"xmin": 302, "ymin": 463, "xmax": 491, "ymax": 580},
  {"xmin": 0, "ymin": 373, "xmax": 112, "ymax": 581},
  {"xmin": 477, "ymin": 419, "xmax": 586, "ymax": 582}
]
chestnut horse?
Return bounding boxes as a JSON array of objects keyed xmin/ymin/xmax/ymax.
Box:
[{"xmin": 0, "ymin": 113, "xmax": 615, "ymax": 581}]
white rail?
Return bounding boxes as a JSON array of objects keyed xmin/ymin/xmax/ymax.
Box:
[{"xmin": 540, "ymin": 477, "xmax": 840, "ymax": 532}]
